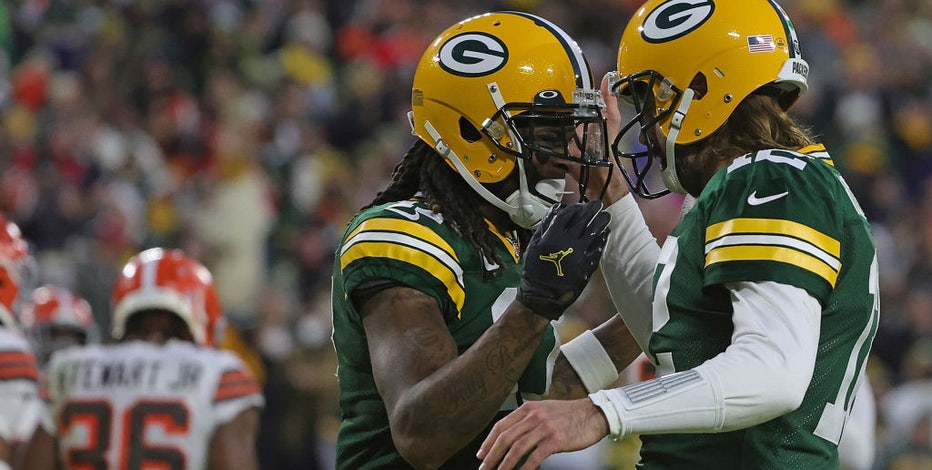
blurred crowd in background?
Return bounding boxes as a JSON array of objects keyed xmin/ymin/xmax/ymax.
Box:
[{"xmin": 0, "ymin": 0, "xmax": 930, "ymax": 468}]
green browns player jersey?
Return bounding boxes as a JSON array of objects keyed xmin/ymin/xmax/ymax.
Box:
[
  {"xmin": 638, "ymin": 145, "xmax": 879, "ymax": 470},
  {"xmin": 331, "ymin": 197, "xmax": 558, "ymax": 469}
]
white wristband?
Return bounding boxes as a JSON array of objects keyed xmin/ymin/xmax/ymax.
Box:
[{"xmin": 560, "ymin": 330, "xmax": 619, "ymax": 393}]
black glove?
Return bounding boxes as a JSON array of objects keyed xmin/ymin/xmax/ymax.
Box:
[{"xmin": 517, "ymin": 200, "xmax": 610, "ymax": 320}]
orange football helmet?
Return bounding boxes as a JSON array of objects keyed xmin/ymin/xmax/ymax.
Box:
[
  {"xmin": 0, "ymin": 213, "xmax": 30, "ymax": 329},
  {"xmin": 21, "ymin": 285, "xmax": 98, "ymax": 363},
  {"xmin": 111, "ymin": 248, "xmax": 223, "ymax": 347}
]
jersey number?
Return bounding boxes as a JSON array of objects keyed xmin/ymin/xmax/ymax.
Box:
[
  {"xmin": 60, "ymin": 400, "xmax": 189, "ymax": 469},
  {"xmin": 813, "ymin": 255, "xmax": 879, "ymax": 444},
  {"xmin": 813, "ymin": 175, "xmax": 878, "ymax": 444}
]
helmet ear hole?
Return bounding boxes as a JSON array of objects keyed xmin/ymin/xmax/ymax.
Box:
[
  {"xmin": 459, "ymin": 117, "xmax": 482, "ymax": 143},
  {"xmin": 689, "ymin": 72, "xmax": 708, "ymax": 100},
  {"xmin": 764, "ymin": 83, "xmax": 802, "ymax": 110}
]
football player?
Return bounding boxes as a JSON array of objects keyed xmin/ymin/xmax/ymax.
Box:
[
  {"xmin": 0, "ymin": 214, "xmax": 40, "ymax": 470},
  {"xmin": 15, "ymin": 285, "xmax": 99, "ymax": 463},
  {"xmin": 24, "ymin": 248, "xmax": 264, "ymax": 469},
  {"xmin": 331, "ymin": 11, "xmax": 625, "ymax": 469},
  {"xmin": 20, "ymin": 285, "xmax": 98, "ymax": 369},
  {"xmin": 478, "ymin": 0, "xmax": 879, "ymax": 469}
]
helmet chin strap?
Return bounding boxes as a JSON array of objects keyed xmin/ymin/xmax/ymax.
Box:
[
  {"xmin": 504, "ymin": 158, "xmax": 566, "ymax": 228},
  {"xmin": 421, "ymin": 119, "xmax": 562, "ymax": 229},
  {"xmin": 660, "ymin": 88, "xmax": 694, "ymax": 195}
]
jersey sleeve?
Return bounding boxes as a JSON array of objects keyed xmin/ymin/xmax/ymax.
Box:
[
  {"xmin": 0, "ymin": 351, "xmax": 42, "ymax": 441},
  {"xmin": 0, "ymin": 334, "xmax": 41, "ymax": 441},
  {"xmin": 0, "ymin": 349, "xmax": 39, "ymax": 383},
  {"xmin": 11, "ymin": 389, "xmax": 43, "ymax": 441},
  {"xmin": 38, "ymin": 352, "xmax": 65, "ymax": 435},
  {"xmin": 211, "ymin": 351, "xmax": 264, "ymax": 425},
  {"xmin": 702, "ymin": 151, "xmax": 842, "ymax": 303},
  {"xmin": 337, "ymin": 206, "xmax": 466, "ymax": 318}
]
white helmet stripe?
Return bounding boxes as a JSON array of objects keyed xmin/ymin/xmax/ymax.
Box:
[
  {"xmin": 141, "ymin": 257, "xmax": 158, "ymax": 290},
  {"xmin": 61, "ymin": 289, "xmax": 75, "ymax": 321}
]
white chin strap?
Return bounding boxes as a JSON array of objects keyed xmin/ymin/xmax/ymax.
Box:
[
  {"xmin": 660, "ymin": 88, "xmax": 694, "ymax": 195},
  {"xmin": 421, "ymin": 119, "xmax": 563, "ymax": 229},
  {"xmin": 504, "ymin": 161, "xmax": 566, "ymax": 229}
]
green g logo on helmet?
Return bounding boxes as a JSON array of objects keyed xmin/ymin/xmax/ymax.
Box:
[
  {"xmin": 438, "ymin": 33, "xmax": 509, "ymax": 77},
  {"xmin": 641, "ymin": 0, "xmax": 715, "ymax": 43}
]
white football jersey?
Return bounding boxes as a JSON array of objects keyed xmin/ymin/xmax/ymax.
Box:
[
  {"xmin": 0, "ymin": 327, "xmax": 40, "ymax": 442},
  {"xmin": 43, "ymin": 339, "xmax": 263, "ymax": 469}
]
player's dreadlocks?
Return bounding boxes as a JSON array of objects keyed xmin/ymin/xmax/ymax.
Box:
[{"xmin": 363, "ymin": 139, "xmax": 528, "ymax": 266}]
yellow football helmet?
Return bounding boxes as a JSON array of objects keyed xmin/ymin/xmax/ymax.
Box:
[
  {"xmin": 609, "ymin": 0, "xmax": 809, "ymax": 198},
  {"xmin": 409, "ymin": 11, "xmax": 609, "ymax": 228}
]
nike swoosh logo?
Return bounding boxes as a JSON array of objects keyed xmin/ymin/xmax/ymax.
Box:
[{"xmin": 747, "ymin": 190, "xmax": 789, "ymax": 206}]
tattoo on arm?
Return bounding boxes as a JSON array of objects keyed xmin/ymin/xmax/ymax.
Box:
[
  {"xmin": 363, "ymin": 287, "xmax": 552, "ymax": 464},
  {"xmin": 549, "ymin": 355, "xmax": 588, "ymax": 398}
]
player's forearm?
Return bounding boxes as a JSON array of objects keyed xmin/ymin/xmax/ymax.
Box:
[
  {"xmin": 550, "ymin": 314, "xmax": 642, "ymax": 399},
  {"xmin": 208, "ymin": 408, "xmax": 260, "ymax": 470},
  {"xmin": 592, "ymin": 282, "xmax": 820, "ymax": 438},
  {"xmin": 19, "ymin": 428, "xmax": 57, "ymax": 470},
  {"xmin": 390, "ymin": 301, "xmax": 550, "ymax": 469},
  {"xmin": 600, "ymin": 194, "xmax": 659, "ymax": 352}
]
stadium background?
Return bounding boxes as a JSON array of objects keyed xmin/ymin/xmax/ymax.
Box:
[{"xmin": 1, "ymin": 0, "xmax": 929, "ymax": 468}]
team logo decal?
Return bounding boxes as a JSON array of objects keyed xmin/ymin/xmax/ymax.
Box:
[
  {"xmin": 539, "ymin": 248, "xmax": 573, "ymax": 277},
  {"xmin": 438, "ymin": 32, "xmax": 508, "ymax": 77},
  {"xmin": 641, "ymin": 0, "xmax": 715, "ymax": 43}
]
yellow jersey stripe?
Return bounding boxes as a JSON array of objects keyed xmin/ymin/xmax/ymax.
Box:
[
  {"xmin": 340, "ymin": 240, "xmax": 466, "ymax": 313},
  {"xmin": 341, "ymin": 231, "xmax": 463, "ymax": 278},
  {"xmin": 797, "ymin": 144, "xmax": 826, "ymax": 154},
  {"xmin": 798, "ymin": 144, "xmax": 834, "ymax": 166},
  {"xmin": 706, "ymin": 218, "xmax": 840, "ymax": 258},
  {"xmin": 346, "ymin": 217, "xmax": 458, "ymax": 262},
  {"xmin": 706, "ymin": 245, "xmax": 839, "ymax": 287},
  {"xmin": 485, "ymin": 220, "xmax": 519, "ymax": 263},
  {"xmin": 705, "ymin": 233, "xmax": 841, "ymax": 269}
]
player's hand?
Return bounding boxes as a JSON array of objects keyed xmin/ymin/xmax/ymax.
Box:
[
  {"xmin": 516, "ymin": 200, "xmax": 610, "ymax": 320},
  {"xmin": 476, "ymin": 398, "xmax": 609, "ymax": 470},
  {"xmin": 602, "ymin": 71, "xmax": 622, "ymax": 140},
  {"xmin": 570, "ymin": 73, "xmax": 629, "ymax": 204},
  {"xmin": 597, "ymin": 71, "xmax": 631, "ymax": 205}
]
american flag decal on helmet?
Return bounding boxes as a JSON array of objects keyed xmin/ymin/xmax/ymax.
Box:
[{"xmin": 747, "ymin": 34, "xmax": 776, "ymax": 53}]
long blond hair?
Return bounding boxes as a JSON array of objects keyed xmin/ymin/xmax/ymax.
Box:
[{"xmin": 676, "ymin": 92, "xmax": 815, "ymax": 195}]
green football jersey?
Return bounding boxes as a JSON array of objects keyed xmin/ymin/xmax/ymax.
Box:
[
  {"xmin": 331, "ymin": 198, "xmax": 558, "ymax": 469},
  {"xmin": 638, "ymin": 146, "xmax": 879, "ymax": 469}
]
